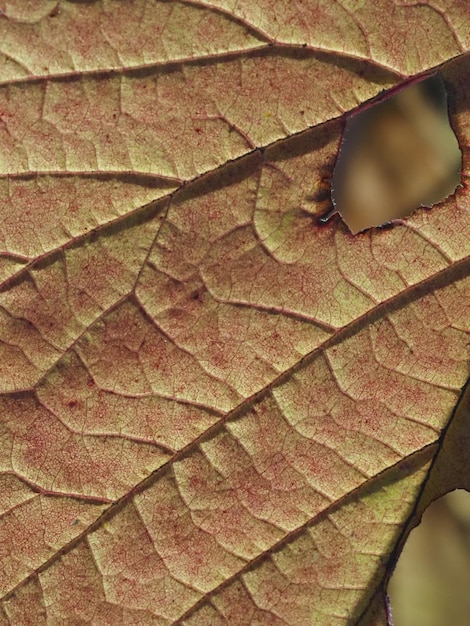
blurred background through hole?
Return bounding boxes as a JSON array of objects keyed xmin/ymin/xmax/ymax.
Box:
[
  {"xmin": 331, "ymin": 73, "xmax": 462, "ymax": 234},
  {"xmin": 388, "ymin": 489, "xmax": 470, "ymax": 626}
]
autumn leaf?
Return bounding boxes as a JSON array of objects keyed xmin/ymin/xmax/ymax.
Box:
[{"xmin": 0, "ymin": 2, "xmax": 469, "ymax": 625}]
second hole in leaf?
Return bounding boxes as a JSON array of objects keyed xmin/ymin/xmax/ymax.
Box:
[{"xmin": 388, "ymin": 489, "xmax": 470, "ymax": 626}]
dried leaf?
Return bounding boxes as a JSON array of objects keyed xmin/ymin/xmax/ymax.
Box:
[{"xmin": 0, "ymin": 2, "xmax": 469, "ymax": 625}]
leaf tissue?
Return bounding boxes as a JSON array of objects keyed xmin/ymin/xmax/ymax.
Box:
[{"xmin": 0, "ymin": 2, "xmax": 468, "ymax": 625}]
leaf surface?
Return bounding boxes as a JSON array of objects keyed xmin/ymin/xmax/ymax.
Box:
[{"xmin": 0, "ymin": 2, "xmax": 469, "ymax": 624}]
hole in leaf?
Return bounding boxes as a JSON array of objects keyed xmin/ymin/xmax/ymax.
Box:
[
  {"xmin": 330, "ymin": 73, "xmax": 462, "ymax": 234},
  {"xmin": 388, "ymin": 489, "xmax": 470, "ymax": 626}
]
